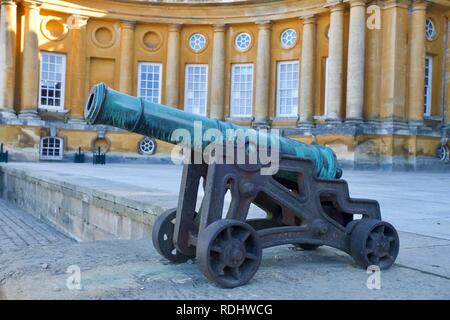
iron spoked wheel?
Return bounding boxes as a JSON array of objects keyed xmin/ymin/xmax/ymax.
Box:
[
  {"xmin": 436, "ymin": 144, "xmax": 449, "ymax": 162},
  {"xmin": 196, "ymin": 219, "xmax": 262, "ymax": 288},
  {"xmin": 350, "ymin": 219, "xmax": 400, "ymax": 270},
  {"xmin": 152, "ymin": 208, "xmax": 194, "ymax": 263}
]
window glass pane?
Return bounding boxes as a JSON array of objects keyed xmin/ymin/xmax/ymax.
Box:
[
  {"xmin": 137, "ymin": 62, "xmax": 162, "ymax": 104},
  {"xmin": 424, "ymin": 56, "xmax": 433, "ymax": 116},
  {"xmin": 230, "ymin": 64, "xmax": 253, "ymax": 117},
  {"xmin": 39, "ymin": 52, "xmax": 65, "ymax": 109},
  {"xmin": 276, "ymin": 61, "xmax": 299, "ymax": 117},
  {"xmin": 184, "ymin": 65, "xmax": 208, "ymax": 115}
]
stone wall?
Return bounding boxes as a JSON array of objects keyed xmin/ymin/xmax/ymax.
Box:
[{"xmin": 0, "ymin": 165, "xmax": 170, "ymax": 241}]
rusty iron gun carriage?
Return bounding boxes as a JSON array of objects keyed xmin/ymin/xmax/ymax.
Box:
[{"xmin": 84, "ymin": 83, "xmax": 400, "ymax": 288}]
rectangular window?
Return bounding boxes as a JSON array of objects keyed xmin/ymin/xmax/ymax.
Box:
[
  {"xmin": 276, "ymin": 61, "xmax": 299, "ymax": 117},
  {"xmin": 40, "ymin": 137, "xmax": 64, "ymax": 161},
  {"xmin": 184, "ymin": 64, "xmax": 208, "ymax": 115},
  {"xmin": 39, "ymin": 52, "xmax": 66, "ymax": 110},
  {"xmin": 230, "ymin": 64, "xmax": 254, "ymax": 117},
  {"xmin": 424, "ymin": 55, "xmax": 433, "ymax": 117},
  {"xmin": 324, "ymin": 57, "xmax": 329, "ymax": 116},
  {"xmin": 138, "ymin": 62, "xmax": 162, "ymax": 103}
]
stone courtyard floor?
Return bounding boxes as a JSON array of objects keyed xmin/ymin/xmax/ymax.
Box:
[{"xmin": 0, "ymin": 163, "xmax": 450, "ymax": 299}]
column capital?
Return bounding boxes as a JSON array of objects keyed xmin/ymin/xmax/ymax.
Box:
[
  {"xmin": 410, "ymin": 0, "xmax": 429, "ymax": 11},
  {"xmin": 1, "ymin": 0, "xmax": 18, "ymax": 7},
  {"xmin": 323, "ymin": 1, "xmax": 345, "ymax": 11},
  {"xmin": 119, "ymin": 20, "xmax": 136, "ymax": 30},
  {"xmin": 300, "ymin": 15, "xmax": 316, "ymax": 25},
  {"xmin": 68, "ymin": 14, "xmax": 89, "ymax": 29},
  {"xmin": 168, "ymin": 23, "xmax": 182, "ymax": 32},
  {"xmin": 382, "ymin": 0, "xmax": 410, "ymax": 10},
  {"xmin": 346, "ymin": 0, "xmax": 367, "ymax": 8},
  {"xmin": 255, "ymin": 20, "xmax": 272, "ymax": 30},
  {"xmin": 213, "ymin": 24, "xmax": 227, "ymax": 32},
  {"xmin": 20, "ymin": 0, "xmax": 42, "ymax": 9}
]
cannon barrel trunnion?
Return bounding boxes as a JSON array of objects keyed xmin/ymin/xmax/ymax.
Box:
[{"xmin": 85, "ymin": 83, "xmax": 400, "ymax": 288}]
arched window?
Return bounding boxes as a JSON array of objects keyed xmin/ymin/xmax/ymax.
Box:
[{"xmin": 40, "ymin": 136, "xmax": 64, "ymax": 160}]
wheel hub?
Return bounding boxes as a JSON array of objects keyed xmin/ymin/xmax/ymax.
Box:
[
  {"xmin": 372, "ymin": 233, "xmax": 390, "ymax": 257},
  {"xmin": 223, "ymin": 240, "xmax": 246, "ymax": 267}
]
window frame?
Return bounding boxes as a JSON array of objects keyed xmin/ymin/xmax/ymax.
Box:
[
  {"xmin": 280, "ymin": 28, "xmax": 297, "ymax": 49},
  {"xmin": 234, "ymin": 33, "xmax": 252, "ymax": 52},
  {"xmin": 324, "ymin": 57, "xmax": 329, "ymax": 116},
  {"xmin": 230, "ymin": 63, "xmax": 254, "ymax": 118},
  {"xmin": 184, "ymin": 64, "xmax": 209, "ymax": 116},
  {"xmin": 424, "ymin": 54, "xmax": 433, "ymax": 118},
  {"xmin": 38, "ymin": 51, "xmax": 66, "ymax": 111},
  {"xmin": 276, "ymin": 60, "xmax": 299, "ymax": 118},
  {"xmin": 425, "ymin": 18, "xmax": 437, "ymax": 41},
  {"xmin": 137, "ymin": 62, "xmax": 163, "ymax": 104},
  {"xmin": 39, "ymin": 136, "xmax": 64, "ymax": 161},
  {"xmin": 189, "ymin": 33, "xmax": 207, "ymax": 52}
]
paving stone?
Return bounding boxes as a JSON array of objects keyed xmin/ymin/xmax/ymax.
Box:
[{"xmin": 0, "ymin": 199, "xmax": 72, "ymax": 254}]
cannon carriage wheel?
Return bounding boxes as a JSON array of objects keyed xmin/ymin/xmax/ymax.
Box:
[
  {"xmin": 196, "ymin": 219, "xmax": 262, "ymax": 288},
  {"xmin": 350, "ymin": 219, "xmax": 400, "ymax": 270},
  {"xmin": 152, "ymin": 155, "xmax": 400, "ymax": 288},
  {"xmin": 152, "ymin": 208, "xmax": 196, "ymax": 263}
]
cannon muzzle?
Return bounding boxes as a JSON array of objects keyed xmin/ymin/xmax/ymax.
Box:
[{"xmin": 85, "ymin": 83, "xmax": 339, "ymax": 179}]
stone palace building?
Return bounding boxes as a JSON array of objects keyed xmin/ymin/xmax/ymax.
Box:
[{"xmin": 0, "ymin": 0, "xmax": 450, "ymax": 169}]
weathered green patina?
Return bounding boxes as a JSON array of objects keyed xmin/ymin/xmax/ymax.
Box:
[{"xmin": 84, "ymin": 83, "xmax": 338, "ymax": 179}]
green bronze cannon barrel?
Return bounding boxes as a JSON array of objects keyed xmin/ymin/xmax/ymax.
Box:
[{"xmin": 84, "ymin": 83, "xmax": 339, "ymax": 179}]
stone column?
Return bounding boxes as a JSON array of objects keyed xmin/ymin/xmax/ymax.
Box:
[
  {"xmin": 68, "ymin": 15, "xmax": 89, "ymax": 122},
  {"xmin": 445, "ymin": 14, "xmax": 450, "ymax": 129},
  {"xmin": 210, "ymin": 24, "xmax": 226, "ymax": 119},
  {"xmin": 0, "ymin": 0, "xmax": 17, "ymax": 118},
  {"xmin": 165, "ymin": 24, "xmax": 181, "ymax": 107},
  {"xmin": 298, "ymin": 15, "xmax": 316, "ymax": 128},
  {"xmin": 408, "ymin": 0, "xmax": 427, "ymax": 125},
  {"xmin": 364, "ymin": 0, "xmax": 382, "ymax": 122},
  {"xmin": 345, "ymin": 0, "xmax": 366, "ymax": 123},
  {"xmin": 325, "ymin": 3, "xmax": 345, "ymax": 123},
  {"xmin": 118, "ymin": 20, "xmax": 135, "ymax": 95},
  {"xmin": 19, "ymin": 0, "xmax": 41, "ymax": 119},
  {"xmin": 379, "ymin": 0, "xmax": 409, "ymax": 125},
  {"xmin": 254, "ymin": 21, "xmax": 271, "ymax": 127}
]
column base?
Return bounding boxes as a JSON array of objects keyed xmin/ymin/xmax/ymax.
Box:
[
  {"xmin": 0, "ymin": 108, "xmax": 17, "ymax": 119},
  {"xmin": 252, "ymin": 119, "xmax": 270, "ymax": 129},
  {"xmin": 18, "ymin": 110, "xmax": 40, "ymax": 119},
  {"xmin": 67, "ymin": 116, "xmax": 86, "ymax": 124},
  {"xmin": 325, "ymin": 118, "xmax": 342, "ymax": 125},
  {"xmin": 344, "ymin": 117, "xmax": 363, "ymax": 125},
  {"xmin": 296, "ymin": 120, "xmax": 314, "ymax": 129},
  {"xmin": 379, "ymin": 118, "xmax": 409, "ymax": 131},
  {"xmin": 442, "ymin": 125, "xmax": 450, "ymax": 136},
  {"xmin": 408, "ymin": 120, "xmax": 424, "ymax": 128}
]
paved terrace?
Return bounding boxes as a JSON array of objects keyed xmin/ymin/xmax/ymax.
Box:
[{"xmin": 0, "ymin": 162, "xmax": 449, "ymax": 299}]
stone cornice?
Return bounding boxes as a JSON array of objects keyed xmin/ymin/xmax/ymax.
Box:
[{"xmin": 37, "ymin": 0, "xmax": 330, "ymax": 25}]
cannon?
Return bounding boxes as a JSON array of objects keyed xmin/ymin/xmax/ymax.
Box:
[{"xmin": 85, "ymin": 83, "xmax": 400, "ymax": 288}]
